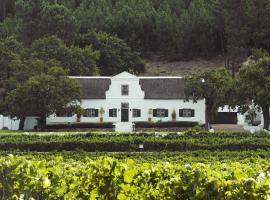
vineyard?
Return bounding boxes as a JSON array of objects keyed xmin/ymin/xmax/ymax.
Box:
[
  {"xmin": 0, "ymin": 155, "xmax": 270, "ymax": 199},
  {"xmin": 0, "ymin": 131, "xmax": 270, "ymax": 199},
  {"xmin": 0, "ymin": 131, "xmax": 270, "ymax": 151}
]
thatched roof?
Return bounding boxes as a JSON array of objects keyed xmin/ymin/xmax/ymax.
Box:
[
  {"xmin": 73, "ymin": 75, "xmax": 185, "ymax": 100},
  {"xmin": 75, "ymin": 78, "xmax": 111, "ymax": 99},
  {"xmin": 139, "ymin": 78, "xmax": 185, "ymax": 99}
]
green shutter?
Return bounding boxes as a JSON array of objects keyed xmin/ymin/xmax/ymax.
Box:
[
  {"xmin": 109, "ymin": 109, "xmax": 113, "ymax": 117},
  {"xmin": 191, "ymin": 109, "xmax": 195, "ymax": 117},
  {"xmin": 179, "ymin": 109, "xmax": 183, "ymax": 117},
  {"xmin": 83, "ymin": 109, "xmax": 87, "ymax": 117},
  {"xmin": 95, "ymin": 109, "xmax": 99, "ymax": 117},
  {"xmin": 138, "ymin": 109, "xmax": 141, "ymax": 117},
  {"xmin": 153, "ymin": 109, "xmax": 157, "ymax": 117},
  {"xmin": 165, "ymin": 109, "xmax": 168, "ymax": 117}
]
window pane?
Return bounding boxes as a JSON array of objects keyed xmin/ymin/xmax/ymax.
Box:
[
  {"xmin": 133, "ymin": 109, "xmax": 141, "ymax": 118},
  {"xmin": 156, "ymin": 109, "xmax": 167, "ymax": 118},
  {"xmin": 109, "ymin": 108, "xmax": 117, "ymax": 117},
  {"xmin": 121, "ymin": 103, "xmax": 129, "ymax": 109},
  {"xmin": 181, "ymin": 109, "xmax": 194, "ymax": 118},
  {"xmin": 84, "ymin": 109, "xmax": 98, "ymax": 117},
  {"xmin": 121, "ymin": 85, "xmax": 129, "ymax": 95}
]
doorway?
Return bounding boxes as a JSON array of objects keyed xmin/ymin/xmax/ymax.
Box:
[{"xmin": 121, "ymin": 103, "xmax": 129, "ymax": 122}]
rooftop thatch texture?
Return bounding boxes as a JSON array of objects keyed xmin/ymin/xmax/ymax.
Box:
[
  {"xmin": 139, "ymin": 78, "xmax": 185, "ymax": 99},
  {"xmin": 75, "ymin": 78, "xmax": 111, "ymax": 99}
]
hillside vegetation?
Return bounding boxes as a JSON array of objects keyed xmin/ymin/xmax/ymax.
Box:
[{"xmin": 1, "ymin": 0, "xmax": 270, "ymax": 75}]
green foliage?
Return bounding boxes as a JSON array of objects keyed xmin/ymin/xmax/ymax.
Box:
[
  {"xmin": 31, "ymin": 36, "xmax": 99, "ymax": 76},
  {"xmin": 2, "ymin": 0, "xmax": 270, "ymax": 59},
  {"xmin": 80, "ymin": 31, "xmax": 145, "ymax": 75},
  {"xmin": 236, "ymin": 54, "xmax": 270, "ymax": 129},
  {"xmin": 171, "ymin": 109, "xmax": 176, "ymax": 121},
  {"xmin": 184, "ymin": 68, "xmax": 234, "ymax": 128},
  {"xmin": 0, "ymin": 36, "xmax": 23, "ymax": 82},
  {"xmin": 0, "ymin": 131, "xmax": 269, "ymax": 152},
  {"xmin": 4, "ymin": 66, "xmax": 81, "ymax": 127},
  {"xmin": 0, "ymin": 155, "xmax": 269, "ymax": 199}
]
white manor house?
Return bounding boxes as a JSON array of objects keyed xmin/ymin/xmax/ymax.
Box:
[{"xmin": 0, "ymin": 71, "xmax": 263, "ymax": 130}]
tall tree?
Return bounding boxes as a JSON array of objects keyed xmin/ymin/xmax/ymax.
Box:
[
  {"xmin": 0, "ymin": 36, "xmax": 23, "ymax": 86},
  {"xmin": 38, "ymin": 3, "xmax": 78, "ymax": 44},
  {"xmin": 236, "ymin": 51, "xmax": 270, "ymax": 130},
  {"xmin": 80, "ymin": 31, "xmax": 145, "ymax": 75},
  {"xmin": 31, "ymin": 36, "xmax": 99, "ymax": 76},
  {"xmin": 184, "ymin": 68, "xmax": 233, "ymax": 129},
  {"xmin": 4, "ymin": 66, "xmax": 81, "ymax": 129},
  {"xmin": 0, "ymin": 0, "xmax": 15, "ymax": 21}
]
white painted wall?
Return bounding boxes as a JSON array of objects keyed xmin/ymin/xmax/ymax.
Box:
[
  {"xmin": 0, "ymin": 115, "xmax": 38, "ymax": 130},
  {"xmin": 0, "ymin": 115, "xmax": 20, "ymax": 130}
]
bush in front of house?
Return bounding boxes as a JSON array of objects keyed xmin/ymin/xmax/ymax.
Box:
[
  {"xmin": 43, "ymin": 122, "xmax": 114, "ymax": 130},
  {"xmin": 41, "ymin": 121, "xmax": 199, "ymax": 130},
  {"xmin": 134, "ymin": 121, "xmax": 199, "ymax": 128}
]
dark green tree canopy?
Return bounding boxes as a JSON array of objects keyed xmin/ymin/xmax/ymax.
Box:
[
  {"xmin": 1, "ymin": 0, "xmax": 270, "ymax": 58},
  {"xmin": 184, "ymin": 68, "xmax": 234, "ymax": 129},
  {"xmin": 235, "ymin": 52, "xmax": 270, "ymax": 129},
  {"xmin": 79, "ymin": 31, "xmax": 145, "ymax": 75},
  {"xmin": 4, "ymin": 66, "xmax": 81, "ymax": 128},
  {"xmin": 30, "ymin": 36, "xmax": 99, "ymax": 76}
]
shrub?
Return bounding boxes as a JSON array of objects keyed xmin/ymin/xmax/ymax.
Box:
[{"xmin": 134, "ymin": 121, "xmax": 198, "ymax": 128}]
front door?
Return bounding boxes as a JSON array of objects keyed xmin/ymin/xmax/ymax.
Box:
[{"xmin": 121, "ymin": 103, "xmax": 129, "ymax": 122}]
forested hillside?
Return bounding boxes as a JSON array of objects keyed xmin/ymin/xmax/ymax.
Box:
[{"xmin": 1, "ymin": 0, "xmax": 270, "ymax": 75}]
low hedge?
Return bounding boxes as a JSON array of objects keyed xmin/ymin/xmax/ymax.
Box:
[
  {"xmin": 43, "ymin": 122, "xmax": 114, "ymax": 130},
  {"xmin": 134, "ymin": 121, "xmax": 199, "ymax": 128},
  {"xmin": 0, "ymin": 132, "xmax": 270, "ymax": 152},
  {"xmin": 42, "ymin": 121, "xmax": 199, "ymax": 130}
]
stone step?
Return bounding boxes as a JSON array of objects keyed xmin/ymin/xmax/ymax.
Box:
[{"xmin": 113, "ymin": 122, "xmax": 134, "ymax": 133}]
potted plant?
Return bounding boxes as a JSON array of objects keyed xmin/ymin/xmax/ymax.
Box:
[
  {"xmin": 75, "ymin": 107, "xmax": 85, "ymax": 123},
  {"xmin": 171, "ymin": 109, "xmax": 176, "ymax": 122},
  {"xmin": 99, "ymin": 107, "xmax": 105, "ymax": 123},
  {"xmin": 148, "ymin": 108, "xmax": 153, "ymax": 122}
]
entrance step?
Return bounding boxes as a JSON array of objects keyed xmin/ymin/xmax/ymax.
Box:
[{"xmin": 113, "ymin": 122, "xmax": 134, "ymax": 133}]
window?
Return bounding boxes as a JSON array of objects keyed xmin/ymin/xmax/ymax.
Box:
[
  {"xmin": 133, "ymin": 109, "xmax": 141, "ymax": 118},
  {"xmin": 121, "ymin": 102, "xmax": 129, "ymax": 109},
  {"xmin": 109, "ymin": 108, "xmax": 117, "ymax": 117},
  {"xmin": 121, "ymin": 85, "xmax": 129, "ymax": 96},
  {"xmin": 83, "ymin": 109, "xmax": 98, "ymax": 117},
  {"xmin": 153, "ymin": 109, "xmax": 168, "ymax": 118},
  {"xmin": 56, "ymin": 110, "xmax": 73, "ymax": 117},
  {"xmin": 179, "ymin": 109, "xmax": 195, "ymax": 117}
]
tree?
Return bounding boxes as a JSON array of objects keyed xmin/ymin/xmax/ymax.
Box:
[
  {"xmin": 184, "ymin": 68, "xmax": 233, "ymax": 129},
  {"xmin": 4, "ymin": 66, "xmax": 81, "ymax": 129},
  {"xmin": 0, "ymin": 36, "xmax": 24, "ymax": 87},
  {"xmin": 236, "ymin": 52, "xmax": 270, "ymax": 130},
  {"xmin": 37, "ymin": 3, "xmax": 78, "ymax": 44},
  {"xmin": 31, "ymin": 36, "xmax": 99, "ymax": 76},
  {"xmin": 80, "ymin": 31, "xmax": 145, "ymax": 75}
]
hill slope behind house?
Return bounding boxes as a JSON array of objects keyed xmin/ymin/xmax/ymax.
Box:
[{"xmin": 142, "ymin": 55, "xmax": 229, "ymax": 76}]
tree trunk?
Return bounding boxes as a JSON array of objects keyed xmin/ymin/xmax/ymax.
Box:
[
  {"xmin": 38, "ymin": 115, "xmax": 47, "ymax": 128},
  {"xmin": 19, "ymin": 116, "xmax": 26, "ymax": 130},
  {"xmin": 262, "ymin": 104, "xmax": 270, "ymax": 130},
  {"xmin": 205, "ymin": 104, "xmax": 213, "ymax": 130}
]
